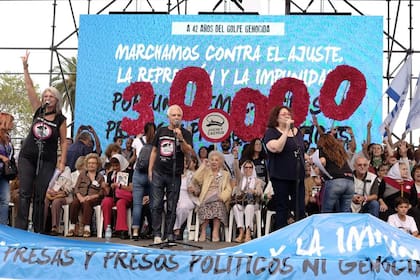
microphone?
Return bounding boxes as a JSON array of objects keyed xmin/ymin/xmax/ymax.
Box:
[
  {"xmin": 174, "ymin": 120, "xmax": 180, "ymax": 128},
  {"xmin": 41, "ymin": 101, "xmax": 50, "ymax": 110},
  {"xmin": 289, "ymin": 123, "xmax": 294, "ymax": 130}
]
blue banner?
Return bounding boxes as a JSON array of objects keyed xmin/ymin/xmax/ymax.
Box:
[
  {"xmin": 75, "ymin": 15, "xmax": 383, "ymax": 149},
  {"xmin": 1, "ymin": 214, "xmax": 419, "ymax": 279}
]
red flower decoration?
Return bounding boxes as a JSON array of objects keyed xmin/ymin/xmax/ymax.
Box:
[
  {"xmin": 230, "ymin": 88, "xmax": 268, "ymax": 142},
  {"xmin": 170, "ymin": 66, "xmax": 212, "ymax": 121},
  {"xmin": 120, "ymin": 81, "xmax": 155, "ymax": 135},
  {"xmin": 319, "ymin": 65, "xmax": 367, "ymax": 120},
  {"xmin": 267, "ymin": 77, "xmax": 310, "ymax": 127}
]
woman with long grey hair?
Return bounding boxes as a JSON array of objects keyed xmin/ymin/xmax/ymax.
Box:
[{"xmin": 15, "ymin": 51, "xmax": 68, "ymax": 233}]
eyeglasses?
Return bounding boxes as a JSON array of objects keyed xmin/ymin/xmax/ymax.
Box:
[
  {"xmin": 244, "ymin": 166, "xmax": 253, "ymax": 169},
  {"xmin": 357, "ymin": 163, "xmax": 369, "ymax": 167}
]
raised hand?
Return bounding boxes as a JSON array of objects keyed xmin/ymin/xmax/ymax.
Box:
[{"xmin": 21, "ymin": 50, "xmax": 30, "ymax": 68}]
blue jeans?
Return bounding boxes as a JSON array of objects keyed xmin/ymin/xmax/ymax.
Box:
[
  {"xmin": 132, "ymin": 170, "xmax": 152, "ymax": 228},
  {"xmin": 322, "ymin": 178, "xmax": 354, "ymax": 213},
  {"xmin": 150, "ymin": 170, "xmax": 181, "ymax": 238},
  {"xmin": 0, "ymin": 178, "xmax": 10, "ymax": 225},
  {"xmin": 361, "ymin": 200, "xmax": 380, "ymax": 217}
]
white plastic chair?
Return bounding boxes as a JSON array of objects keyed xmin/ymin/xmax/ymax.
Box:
[
  {"xmin": 61, "ymin": 204, "xmax": 69, "ymax": 236},
  {"xmin": 185, "ymin": 208, "xmax": 197, "ymax": 241},
  {"xmin": 93, "ymin": 205, "xmax": 103, "ymax": 238},
  {"xmin": 264, "ymin": 210, "xmax": 276, "ymax": 236},
  {"xmin": 99, "ymin": 205, "xmax": 132, "ymax": 238},
  {"xmin": 227, "ymin": 206, "xmax": 262, "ymax": 242},
  {"xmin": 194, "ymin": 211, "xmax": 229, "ymax": 242},
  {"xmin": 8, "ymin": 202, "xmax": 15, "ymax": 227},
  {"xmin": 62, "ymin": 204, "xmax": 102, "ymax": 238}
]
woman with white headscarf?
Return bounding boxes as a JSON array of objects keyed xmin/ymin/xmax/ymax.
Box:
[
  {"xmin": 378, "ymin": 160, "xmax": 418, "ymax": 222},
  {"xmin": 101, "ymin": 153, "xmax": 133, "ymax": 240},
  {"xmin": 231, "ymin": 160, "xmax": 263, "ymax": 243}
]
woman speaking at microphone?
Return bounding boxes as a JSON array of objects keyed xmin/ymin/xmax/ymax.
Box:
[
  {"xmin": 16, "ymin": 51, "xmax": 68, "ymax": 233},
  {"xmin": 263, "ymin": 105, "xmax": 306, "ymax": 230}
]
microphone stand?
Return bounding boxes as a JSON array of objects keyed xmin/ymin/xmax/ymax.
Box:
[
  {"xmin": 35, "ymin": 105, "xmax": 47, "ymax": 176},
  {"xmin": 32, "ymin": 104, "xmax": 48, "ymax": 233},
  {"xmin": 149, "ymin": 124, "xmax": 202, "ymax": 249},
  {"xmin": 290, "ymin": 126, "xmax": 304, "ymax": 221}
]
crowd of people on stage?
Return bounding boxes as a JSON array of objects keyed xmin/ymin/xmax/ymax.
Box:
[{"xmin": 2, "ymin": 52, "xmax": 420, "ymax": 244}]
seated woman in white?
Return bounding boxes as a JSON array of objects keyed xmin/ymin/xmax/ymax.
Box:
[
  {"xmin": 173, "ymin": 155, "xmax": 198, "ymax": 239},
  {"xmin": 231, "ymin": 160, "xmax": 263, "ymax": 242}
]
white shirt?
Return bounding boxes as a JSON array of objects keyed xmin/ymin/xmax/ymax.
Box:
[
  {"xmin": 388, "ymin": 213, "xmax": 418, "ymax": 234},
  {"xmin": 223, "ymin": 153, "xmax": 235, "ymax": 178},
  {"xmin": 132, "ymin": 135, "xmax": 146, "ymax": 169},
  {"xmin": 132, "ymin": 135, "xmax": 146, "ymax": 158},
  {"xmin": 351, "ymin": 172, "xmax": 378, "ymax": 213}
]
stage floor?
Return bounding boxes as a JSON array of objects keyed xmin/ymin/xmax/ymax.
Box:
[{"xmin": 65, "ymin": 235, "xmax": 237, "ymax": 251}]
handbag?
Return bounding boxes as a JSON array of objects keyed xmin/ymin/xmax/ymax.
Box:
[
  {"xmin": 46, "ymin": 190, "xmax": 66, "ymax": 201},
  {"xmin": 230, "ymin": 193, "xmax": 245, "ymax": 207},
  {"xmin": 230, "ymin": 192, "xmax": 258, "ymax": 207},
  {"xmin": 3, "ymin": 158, "xmax": 17, "ymax": 181},
  {"xmin": 115, "ymin": 188, "xmax": 133, "ymax": 202}
]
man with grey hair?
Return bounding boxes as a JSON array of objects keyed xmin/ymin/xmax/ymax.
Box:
[
  {"xmin": 352, "ymin": 155, "xmax": 380, "ymax": 217},
  {"xmin": 148, "ymin": 105, "xmax": 193, "ymax": 243}
]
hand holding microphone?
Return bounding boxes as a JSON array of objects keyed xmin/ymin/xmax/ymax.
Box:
[
  {"xmin": 173, "ymin": 119, "xmax": 184, "ymax": 143},
  {"xmin": 41, "ymin": 101, "xmax": 50, "ymax": 112},
  {"xmin": 41, "ymin": 101, "xmax": 50, "ymax": 110},
  {"xmin": 287, "ymin": 119, "xmax": 295, "ymax": 130}
]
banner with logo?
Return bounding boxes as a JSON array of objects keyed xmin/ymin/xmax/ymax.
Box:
[{"xmin": 75, "ymin": 15, "xmax": 382, "ymax": 148}]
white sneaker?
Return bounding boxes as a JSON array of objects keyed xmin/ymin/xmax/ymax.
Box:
[{"xmin": 153, "ymin": 236, "xmax": 162, "ymax": 244}]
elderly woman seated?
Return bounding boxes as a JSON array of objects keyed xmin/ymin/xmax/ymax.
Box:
[
  {"xmin": 67, "ymin": 153, "xmax": 105, "ymax": 237},
  {"xmin": 189, "ymin": 151, "xmax": 232, "ymax": 242},
  {"xmin": 231, "ymin": 160, "xmax": 263, "ymax": 242}
]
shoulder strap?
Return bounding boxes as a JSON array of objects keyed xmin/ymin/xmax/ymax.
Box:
[
  {"xmin": 224, "ymin": 160, "xmax": 233, "ymax": 176},
  {"xmin": 140, "ymin": 137, "xmax": 145, "ymax": 145},
  {"xmin": 8, "ymin": 145, "xmax": 14, "ymax": 160},
  {"xmin": 261, "ymin": 141, "xmax": 271, "ymax": 182}
]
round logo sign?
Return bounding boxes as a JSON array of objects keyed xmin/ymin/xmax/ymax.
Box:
[{"xmin": 198, "ymin": 109, "xmax": 231, "ymax": 143}]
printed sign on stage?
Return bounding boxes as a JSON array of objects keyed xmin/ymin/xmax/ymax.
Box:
[
  {"xmin": 0, "ymin": 214, "xmax": 419, "ymax": 279},
  {"xmin": 75, "ymin": 15, "xmax": 382, "ymax": 149}
]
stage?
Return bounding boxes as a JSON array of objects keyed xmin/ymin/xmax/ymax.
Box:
[{"xmin": 1, "ymin": 213, "xmax": 419, "ymax": 279}]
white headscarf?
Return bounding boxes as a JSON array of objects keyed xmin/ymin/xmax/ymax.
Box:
[
  {"xmin": 240, "ymin": 162, "xmax": 257, "ymax": 191},
  {"xmin": 111, "ymin": 153, "xmax": 129, "ymax": 171},
  {"xmin": 387, "ymin": 160, "xmax": 412, "ymax": 181}
]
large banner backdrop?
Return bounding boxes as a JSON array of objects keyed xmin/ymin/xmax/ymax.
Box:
[{"xmin": 75, "ymin": 15, "xmax": 382, "ymax": 148}]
